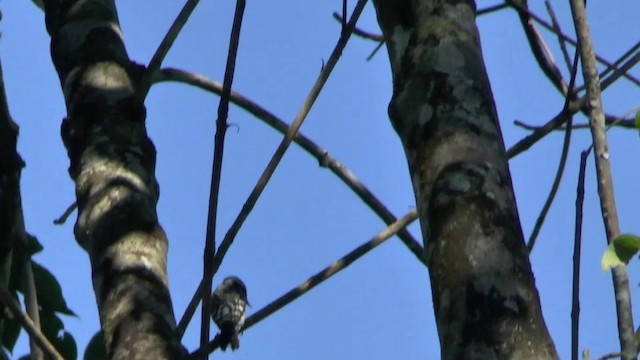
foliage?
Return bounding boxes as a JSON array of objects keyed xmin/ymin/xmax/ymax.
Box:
[{"xmin": 602, "ymin": 234, "xmax": 640, "ymax": 271}]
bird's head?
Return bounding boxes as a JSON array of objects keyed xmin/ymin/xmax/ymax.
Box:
[{"xmin": 217, "ymin": 276, "xmax": 249, "ymax": 303}]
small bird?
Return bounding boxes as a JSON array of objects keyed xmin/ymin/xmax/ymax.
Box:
[{"xmin": 211, "ymin": 276, "xmax": 248, "ymax": 351}]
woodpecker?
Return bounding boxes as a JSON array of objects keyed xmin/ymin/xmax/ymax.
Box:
[{"xmin": 211, "ymin": 276, "xmax": 248, "ymax": 351}]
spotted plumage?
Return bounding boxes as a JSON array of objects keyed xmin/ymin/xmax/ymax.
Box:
[{"xmin": 211, "ymin": 276, "xmax": 248, "ymax": 351}]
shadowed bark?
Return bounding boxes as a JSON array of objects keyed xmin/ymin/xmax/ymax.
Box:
[
  {"xmin": 371, "ymin": 1, "xmax": 558, "ymax": 358},
  {"xmin": 42, "ymin": 1, "xmax": 184, "ymax": 359}
]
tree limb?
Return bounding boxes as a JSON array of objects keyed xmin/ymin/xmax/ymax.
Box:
[
  {"xmin": 569, "ymin": 0, "xmax": 635, "ymax": 357},
  {"xmin": 188, "ymin": 210, "xmax": 418, "ymax": 358}
]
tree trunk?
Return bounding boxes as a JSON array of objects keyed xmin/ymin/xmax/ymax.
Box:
[
  {"xmin": 42, "ymin": 1, "xmax": 184, "ymax": 359},
  {"xmin": 371, "ymin": 1, "xmax": 559, "ymax": 359}
]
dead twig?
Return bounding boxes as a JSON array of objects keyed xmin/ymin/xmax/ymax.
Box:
[
  {"xmin": 136, "ymin": 0, "xmax": 202, "ymax": 103},
  {"xmin": 199, "ymin": 0, "xmax": 245, "ymax": 355},
  {"xmin": 0, "ymin": 288, "xmax": 63, "ymax": 360},
  {"xmin": 178, "ymin": 0, "xmax": 370, "ymax": 337},
  {"xmin": 187, "ymin": 210, "xmax": 418, "ymax": 358},
  {"xmin": 569, "ymin": 0, "xmax": 635, "ymax": 357}
]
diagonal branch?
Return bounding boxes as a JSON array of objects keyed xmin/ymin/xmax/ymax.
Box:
[
  {"xmin": 513, "ymin": 0, "xmax": 567, "ymax": 95},
  {"xmin": 136, "ymin": 0, "xmax": 202, "ymax": 103},
  {"xmin": 569, "ymin": 0, "xmax": 635, "ymax": 358},
  {"xmin": 0, "ymin": 288, "xmax": 63, "ymax": 360},
  {"xmin": 526, "ymin": 27, "xmax": 581, "ymax": 252},
  {"xmin": 153, "ymin": 67, "xmax": 426, "ymax": 266},
  {"xmin": 187, "ymin": 210, "xmax": 418, "ymax": 358},
  {"xmin": 507, "ymin": 49, "xmax": 640, "ymax": 158},
  {"xmin": 544, "ymin": 0, "xmax": 573, "ymax": 73},
  {"xmin": 199, "ymin": 0, "xmax": 245, "ymax": 356},
  {"xmin": 176, "ymin": 0, "xmax": 370, "ymax": 336},
  {"xmin": 514, "ymin": 116, "xmax": 635, "ymax": 131},
  {"xmin": 332, "ymin": 12, "xmax": 383, "ymax": 42},
  {"xmin": 507, "ymin": 0, "xmax": 640, "ymax": 87},
  {"xmin": 575, "ymin": 41, "xmax": 640, "ymax": 94}
]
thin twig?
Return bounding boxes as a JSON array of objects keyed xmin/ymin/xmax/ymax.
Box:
[
  {"xmin": 513, "ymin": 117, "xmax": 635, "ymax": 131},
  {"xmin": 477, "ymin": 3, "xmax": 509, "ymax": 16},
  {"xmin": 178, "ymin": 0, "xmax": 370, "ymax": 337},
  {"xmin": 153, "ymin": 67, "xmax": 426, "ymax": 265},
  {"xmin": 199, "ymin": 1, "xmax": 245, "ymax": 356},
  {"xmin": 596, "ymin": 353, "xmax": 621, "ymax": 360},
  {"xmin": 331, "ymin": 10, "xmax": 386, "ymax": 62},
  {"xmin": 526, "ymin": 38, "xmax": 581, "ymax": 253},
  {"xmin": 135, "ymin": 0, "xmax": 201, "ymax": 103},
  {"xmin": 598, "ymin": 42, "xmax": 640, "ymax": 86},
  {"xmin": 366, "ymin": 41, "xmax": 385, "ymax": 62},
  {"xmin": 507, "ymin": 0, "xmax": 640, "ymax": 87},
  {"xmin": 332, "ymin": 12, "xmax": 383, "ymax": 42},
  {"xmin": 160, "ymin": 67, "xmax": 427, "ymax": 338},
  {"xmin": 572, "ymin": 149, "xmax": 590, "ymax": 360},
  {"xmin": 525, "ymin": 118, "xmax": 573, "ymax": 252},
  {"xmin": 575, "ymin": 42, "xmax": 640, "ymax": 94},
  {"xmin": 569, "ymin": 0, "xmax": 635, "ymax": 357},
  {"xmin": 13, "ymin": 205, "xmax": 43, "ymax": 360},
  {"xmin": 53, "ymin": 201, "xmax": 77, "ymax": 225},
  {"xmin": 341, "ymin": 0, "xmax": 347, "ymax": 37},
  {"xmin": 507, "ymin": 49, "xmax": 640, "ymax": 159},
  {"xmin": 187, "ymin": 210, "xmax": 418, "ymax": 358},
  {"xmin": 514, "ymin": 0, "xmax": 567, "ymax": 95},
  {"xmin": 544, "ymin": 0, "xmax": 573, "ymax": 74},
  {"xmin": 0, "ymin": 288, "xmax": 63, "ymax": 360}
]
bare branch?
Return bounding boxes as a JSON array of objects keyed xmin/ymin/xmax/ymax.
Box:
[
  {"xmin": 153, "ymin": 67, "xmax": 426, "ymax": 266},
  {"xmin": 575, "ymin": 41, "xmax": 640, "ymax": 94},
  {"xmin": 507, "ymin": 48, "xmax": 640, "ymax": 158},
  {"xmin": 569, "ymin": 0, "xmax": 635, "ymax": 357},
  {"xmin": 544, "ymin": 0, "xmax": 573, "ymax": 74},
  {"xmin": 136, "ymin": 0, "xmax": 201, "ymax": 103},
  {"xmin": 53, "ymin": 201, "xmax": 77, "ymax": 225},
  {"xmin": 513, "ymin": 0, "xmax": 567, "ymax": 95},
  {"xmin": 477, "ymin": 3, "xmax": 509, "ymax": 16},
  {"xmin": 199, "ymin": 1, "xmax": 245, "ymax": 356},
  {"xmin": 22, "ymin": 257, "xmax": 42, "ymax": 360},
  {"xmin": 526, "ymin": 33, "xmax": 581, "ymax": 253},
  {"xmin": 188, "ymin": 210, "xmax": 419, "ymax": 358},
  {"xmin": 514, "ymin": 117, "xmax": 635, "ymax": 131},
  {"xmin": 177, "ymin": 0, "xmax": 370, "ymax": 337},
  {"xmin": 596, "ymin": 353, "xmax": 622, "ymax": 360},
  {"xmin": 0, "ymin": 288, "xmax": 64, "ymax": 360},
  {"xmin": 332, "ymin": 12, "xmax": 383, "ymax": 42},
  {"xmin": 572, "ymin": 150, "xmax": 590, "ymax": 360},
  {"xmin": 507, "ymin": 0, "xmax": 640, "ymax": 87}
]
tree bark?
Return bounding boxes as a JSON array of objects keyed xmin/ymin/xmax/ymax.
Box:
[
  {"xmin": 42, "ymin": 1, "xmax": 184, "ymax": 359},
  {"xmin": 371, "ymin": 1, "xmax": 558, "ymax": 359}
]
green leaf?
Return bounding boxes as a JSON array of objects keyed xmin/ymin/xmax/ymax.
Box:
[
  {"xmin": 32, "ymin": 262, "xmax": 75, "ymax": 316},
  {"xmin": 84, "ymin": 331, "xmax": 106, "ymax": 360},
  {"xmin": 39, "ymin": 310, "xmax": 64, "ymax": 341},
  {"xmin": 26, "ymin": 234, "xmax": 43, "ymax": 256},
  {"xmin": 635, "ymin": 111, "xmax": 640, "ymax": 131},
  {"xmin": 601, "ymin": 234, "xmax": 640, "ymax": 271},
  {"xmin": 54, "ymin": 331, "xmax": 77, "ymax": 360},
  {"xmin": 1, "ymin": 297, "xmax": 21, "ymax": 352},
  {"xmin": 38, "ymin": 312, "xmax": 78, "ymax": 359}
]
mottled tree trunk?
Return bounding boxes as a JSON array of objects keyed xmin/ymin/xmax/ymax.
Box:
[
  {"xmin": 371, "ymin": 1, "xmax": 558, "ymax": 359},
  {"xmin": 42, "ymin": 1, "xmax": 184, "ymax": 359}
]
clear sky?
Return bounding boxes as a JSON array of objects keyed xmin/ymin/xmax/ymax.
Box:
[{"xmin": 1, "ymin": 0, "xmax": 639, "ymax": 359}]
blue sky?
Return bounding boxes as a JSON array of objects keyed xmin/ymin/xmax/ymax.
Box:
[{"xmin": 1, "ymin": 0, "xmax": 639, "ymax": 359}]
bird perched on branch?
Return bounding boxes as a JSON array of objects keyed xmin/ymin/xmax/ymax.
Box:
[{"xmin": 211, "ymin": 276, "xmax": 248, "ymax": 351}]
